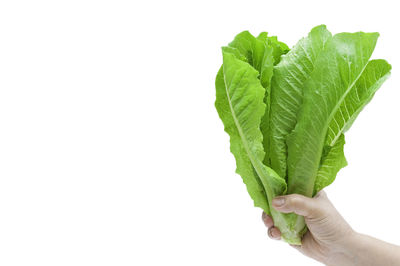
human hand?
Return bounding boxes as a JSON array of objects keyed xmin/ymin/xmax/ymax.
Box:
[{"xmin": 262, "ymin": 191, "xmax": 355, "ymax": 265}]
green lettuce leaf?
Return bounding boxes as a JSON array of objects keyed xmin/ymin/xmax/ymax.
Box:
[
  {"xmin": 269, "ymin": 25, "xmax": 332, "ymax": 179},
  {"xmin": 226, "ymin": 31, "xmax": 289, "ymax": 167},
  {"xmin": 287, "ymin": 32, "xmax": 379, "ymax": 196},
  {"xmin": 325, "ymin": 59, "xmax": 392, "ymax": 146},
  {"xmin": 215, "ymin": 50, "xmax": 306, "ymax": 244},
  {"xmin": 269, "ymin": 37, "xmax": 289, "ymax": 64},
  {"xmin": 215, "ymin": 51, "xmax": 287, "ymax": 213},
  {"xmin": 228, "ymin": 31, "xmax": 268, "ymax": 75},
  {"xmin": 258, "ymin": 35, "xmax": 289, "ymax": 167},
  {"xmin": 313, "ymin": 59, "xmax": 391, "ymax": 193},
  {"xmin": 314, "ymin": 134, "xmax": 347, "ymax": 194}
]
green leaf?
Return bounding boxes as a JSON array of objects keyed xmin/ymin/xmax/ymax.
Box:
[
  {"xmin": 215, "ymin": 51, "xmax": 307, "ymax": 244},
  {"xmin": 267, "ymin": 36, "xmax": 290, "ymax": 64},
  {"xmin": 314, "ymin": 134, "xmax": 347, "ymax": 194},
  {"xmin": 257, "ymin": 33, "xmax": 290, "ymax": 66},
  {"xmin": 225, "ymin": 31, "xmax": 280, "ymax": 167},
  {"xmin": 227, "ymin": 31, "xmax": 277, "ymax": 89},
  {"xmin": 228, "ymin": 31, "xmax": 266, "ymax": 73},
  {"xmin": 287, "ymin": 32, "xmax": 379, "ymax": 196},
  {"xmin": 257, "ymin": 32, "xmax": 268, "ymax": 42},
  {"xmin": 313, "ymin": 59, "xmax": 391, "ymax": 193},
  {"xmin": 258, "ymin": 39, "xmax": 276, "ymax": 167},
  {"xmin": 269, "ymin": 25, "xmax": 332, "ymax": 179},
  {"xmin": 325, "ymin": 59, "xmax": 392, "ymax": 146},
  {"xmin": 221, "ymin": 46, "xmax": 248, "ymax": 62},
  {"xmin": 215, "ymin": 52, "xmax": 286, "ymax": 214}
]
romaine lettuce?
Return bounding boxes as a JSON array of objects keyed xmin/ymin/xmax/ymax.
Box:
[{"xmin": 215, "ymin": 25, "xmax": 391, "ymax": 244}]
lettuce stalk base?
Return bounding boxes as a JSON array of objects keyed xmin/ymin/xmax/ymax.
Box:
[{"xmin": 271, "ymin": 212, "xmax": 307, "ymax": 245}]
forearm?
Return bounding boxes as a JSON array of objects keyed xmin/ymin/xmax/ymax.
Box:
[{"xmin": 325, "ymin": 233, "xmax": 400, "ymax": 266}]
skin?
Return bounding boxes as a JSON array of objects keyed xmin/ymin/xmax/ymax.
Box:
[{"xmin": 262, "ymin": 191, "xmax": 400, "ymax": 266}]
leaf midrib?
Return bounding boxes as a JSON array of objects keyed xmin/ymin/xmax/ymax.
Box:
[
  {"xmin": 327, "ymin": 72, "xmax": 390, "ymax": 146},
  {"xmin": 323, "ymin": 60, "xmax": 370, "ymax": 147},
  {"xmin": 223, "ymin": 67, "xmax": 273, "ymax": 202}
]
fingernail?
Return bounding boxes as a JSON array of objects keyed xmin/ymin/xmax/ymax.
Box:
[
  {"xmin": 272, "ymin": 197, "xmax": 285, "ymax": 207},
  {"xmin": 269, "ymin": 228, "xmax": 280, "ymax": 240},
  {"xmin": 268, "ymin": 228, "xmax": 273, "ymax": 238}
]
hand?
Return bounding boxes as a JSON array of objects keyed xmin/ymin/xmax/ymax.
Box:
[{"xmin": 262, "ymin": 191, "xmax": 355, "ymax": 265}]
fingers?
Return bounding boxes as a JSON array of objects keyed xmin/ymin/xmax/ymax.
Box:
[
  {"xmin": 271, "ymin": 193, "xmax": 325, "ymax": 219},
  {"xmin": 268, "ymin": 227, "xmax": 281, "ymax": 240},
  {"xmin": 262, "ymin": 212, "xmax": 281, "ymax": 240},
  {"xmin": 262, "ymin": 212, "xmax": 274, "ymax": 227}
]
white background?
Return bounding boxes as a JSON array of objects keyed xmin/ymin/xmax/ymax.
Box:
[{"xmin": 0, "ymin": 0, "xmax": 399, "ymax": 265}]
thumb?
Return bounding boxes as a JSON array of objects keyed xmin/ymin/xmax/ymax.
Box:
[{"xmin": 271, "ymin": 193, "xmax": 325, "ymax": 219}]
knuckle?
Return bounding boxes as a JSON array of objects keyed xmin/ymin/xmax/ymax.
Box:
[
  {"xmin": 309, "ymin": 201, "xmax": 327, "ymax": 219},
  {"xmin": 288, "ymin": 195, "xmax": 303, "ymax": 208},
  {"xmin": 311, "ymin": 205, "xmax": 324, "ymax": 217},
  {"xmin": 315, "ymin": 190, "xmax": 327, "ymax": 199}
]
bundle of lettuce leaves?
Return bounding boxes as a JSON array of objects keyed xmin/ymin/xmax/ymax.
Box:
[{"xmin": 215, "ymin": 25, "xmax": 391, "ymax": 244}]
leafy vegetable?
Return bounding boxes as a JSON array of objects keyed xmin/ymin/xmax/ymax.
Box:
[{"xmin": 215, "ymin": 25, "xmax": 391, "ymax": 244}]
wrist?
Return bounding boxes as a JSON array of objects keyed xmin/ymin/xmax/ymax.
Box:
[
  {"xmin": 324, "ymin": 231, "xmax": 400, "ymax": 266},
  {"xmin": 323, "ymin": 230, "xmax": 361, "ymax": 266}
]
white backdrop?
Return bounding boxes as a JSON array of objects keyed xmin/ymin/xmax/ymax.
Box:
[{"xmin": 0, "ymin": 0, "xmax": 399, "ymax": 265}]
